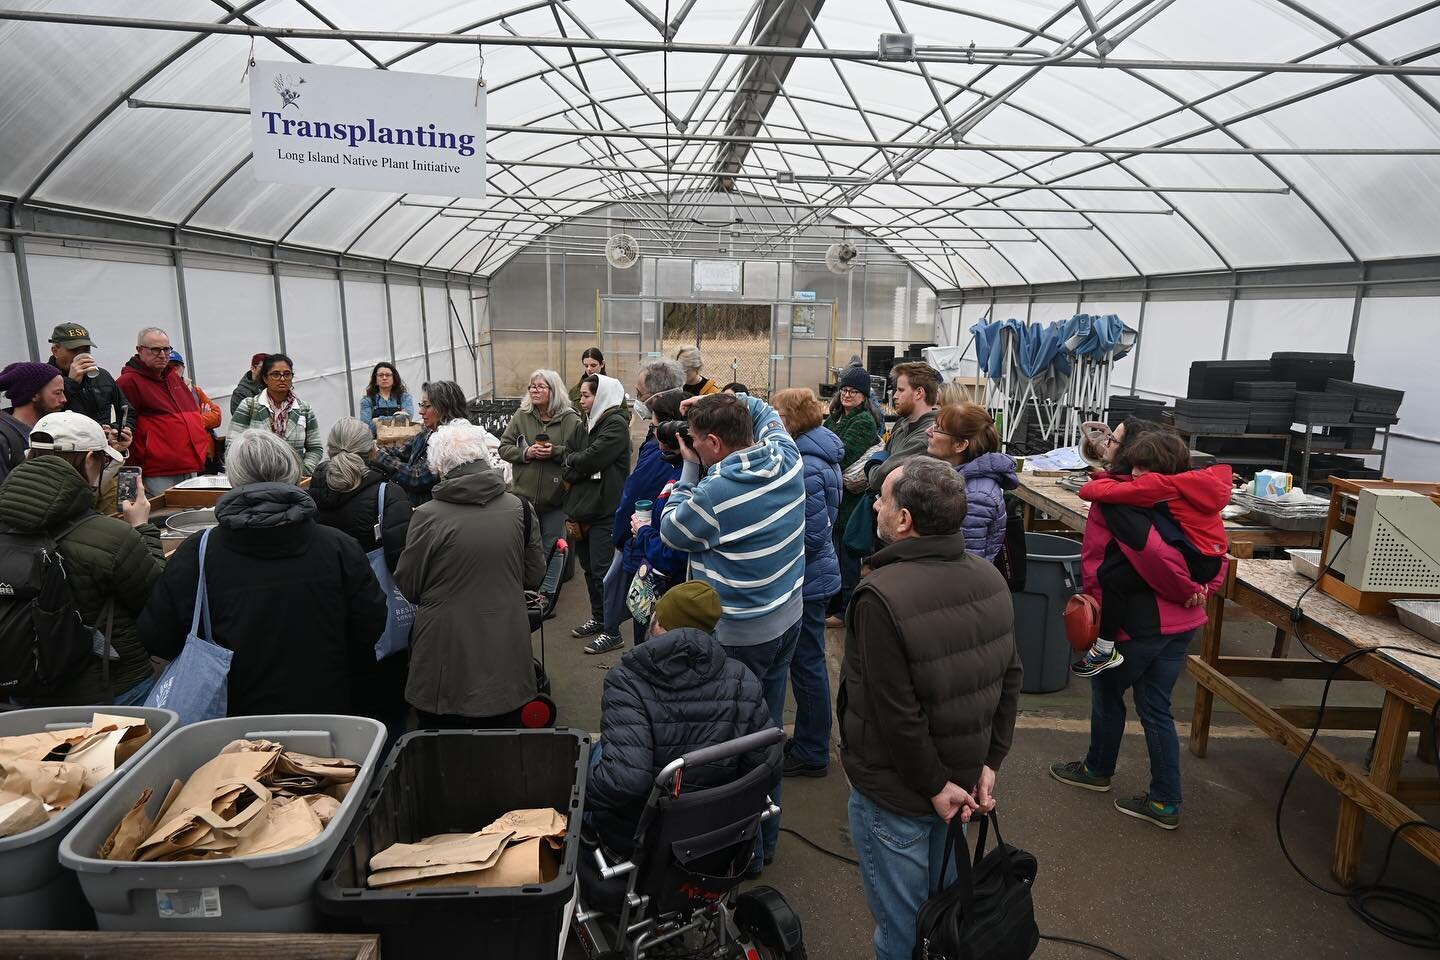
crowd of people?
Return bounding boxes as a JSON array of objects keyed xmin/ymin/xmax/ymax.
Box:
[{"xmin": 0, "ymin": 331, "xmax": 1229, "ymax": 960}]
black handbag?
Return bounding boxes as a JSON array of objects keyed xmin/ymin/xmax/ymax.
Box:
[{"xmin": 913, "ymin": 811, "xmax": 1039, "ymax": 960}]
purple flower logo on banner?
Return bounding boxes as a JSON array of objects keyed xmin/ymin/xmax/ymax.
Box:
[{"xmin": 273, "ymin": 73, "xmax": 306, "ymax": 109}]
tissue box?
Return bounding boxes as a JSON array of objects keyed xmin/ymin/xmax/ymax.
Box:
[{"xmin": 1254, "ymin": 470, "xmax": 1293, "ymax": 499}]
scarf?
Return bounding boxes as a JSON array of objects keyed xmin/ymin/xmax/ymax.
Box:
[{"xmin": 263, "ymin": 391, "xmax": 297, "ymax": 438}]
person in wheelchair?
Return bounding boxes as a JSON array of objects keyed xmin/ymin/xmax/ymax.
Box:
[{"xmin": 586, "ymin": 581, "xmax": 772, "ymax": 858}]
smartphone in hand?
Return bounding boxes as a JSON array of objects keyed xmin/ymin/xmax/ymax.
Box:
[{"xmin": 116, "ymin": 466, "xmax": 142, "ymax": 505}]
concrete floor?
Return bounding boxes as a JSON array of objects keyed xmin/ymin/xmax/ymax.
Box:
[{"xmin": 542, "ymin": 574, "xmax": 1438, "ymax": 960}]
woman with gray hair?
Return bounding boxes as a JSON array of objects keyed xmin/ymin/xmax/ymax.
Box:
[
  {"xmin": 140, "ymin": 428, "xmax": 388, "ymax": 717},
  {"xmin": 374, "ymin": 379, "xmax": 469, "ymax": 507},
  {"xmin": 675, "ymin": 345, "xmax": 721, "ymax": 396},
  {"xmin": 395, "ymin": 420, "xmax": 546, "ymax": 728},
  {"xmin": 499, "ymin": 368, "xmax": 582, "ymax": 551}
]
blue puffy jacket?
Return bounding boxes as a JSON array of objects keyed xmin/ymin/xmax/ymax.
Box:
[
  {"xmin": 613, "ymin": 436, "xmax": 683, "ymax": 574},
  {"xmin": 958, "ymin": 451, "xmax": 1019, "ymax": 562},
  {"xmin": 797, "ymin": 425, "xmax": 843, "ymax": 601}
]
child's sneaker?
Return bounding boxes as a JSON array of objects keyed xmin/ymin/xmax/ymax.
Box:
[
  {"xmin": 1073, "ymin": 645, "xmax": 1123, "ymax": 677},
  {"xmin": 1115, "ymin": 795, "xmax": 1180, "ymax": 830},
  {"xmin": 1048, "ymin": 759, "xmax": 1112, "ymax": 792}
]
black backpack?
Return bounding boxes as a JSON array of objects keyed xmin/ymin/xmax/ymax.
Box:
[
  {"xmin": 0, "ymin": 513, "xmax": 103, "ymax": 698},
  {"xmin": 913, "ymin": 812, "xmax": 1039, "ymax": 960}
]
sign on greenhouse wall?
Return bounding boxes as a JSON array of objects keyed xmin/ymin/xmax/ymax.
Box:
[{"xmin": 250, "ymin": 60, "xmax": 486, "ymax": 197}]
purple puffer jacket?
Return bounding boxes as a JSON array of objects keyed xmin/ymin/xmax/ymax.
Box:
[{"xmin": 957, "ymin": 451, "xmax": 1019, "ymax": 561}]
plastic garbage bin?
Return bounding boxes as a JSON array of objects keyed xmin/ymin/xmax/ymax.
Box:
[
  {"xmin": 0, "ymin": 705, "xmax": 179, "ymax": 930},
  {"xmin": 1013, "ymin": 532, "xmax": 1082, "ymax": 693},
  {"xmin": 317, "ymin": 728, "xmax": 589, "ymax": 960},
  {"xmin": 59, "ymin": 714, "xmax": 385, "ymax": 932}
]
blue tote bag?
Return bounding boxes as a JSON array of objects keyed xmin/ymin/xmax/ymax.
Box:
[
  {"xmin": 370, "ymin": 482, "xmax": 417, "ymax": 660},
  {"xmin": 144, "ymin": 528, "xmax": 233, "ymax": 725}
]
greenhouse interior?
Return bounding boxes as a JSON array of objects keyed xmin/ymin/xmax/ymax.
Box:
[{"xmin": 0, "ymin": 2, "xmax": 1438, "ymax": 959}]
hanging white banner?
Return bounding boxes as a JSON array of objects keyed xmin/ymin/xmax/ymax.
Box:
[{"xmin": 250, "ymin": 59, "xmax": 486, "ymax": 197}]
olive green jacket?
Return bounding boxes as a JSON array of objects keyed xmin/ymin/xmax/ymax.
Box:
[{"xmin": 498, "ymin": 407, "xmax": 584, "ymax": 512}]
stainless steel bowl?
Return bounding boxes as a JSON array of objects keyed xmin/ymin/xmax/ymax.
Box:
[{"xmin": 165, "ymin": 508, "xmax": 218, "ymax": 536}]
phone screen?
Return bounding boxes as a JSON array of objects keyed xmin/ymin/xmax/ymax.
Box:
[{"xmin": 117, "ymin": 467, "xmax": 142, "ymax": 505}]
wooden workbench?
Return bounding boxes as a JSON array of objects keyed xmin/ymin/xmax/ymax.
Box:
[
  {"xmin": 1012, "ymin": 472, "xmax": 1321, "ymax": 551},
  {"xmin": 1188, "ymin": 559, "xmax": 1440, "ymax": 885}
]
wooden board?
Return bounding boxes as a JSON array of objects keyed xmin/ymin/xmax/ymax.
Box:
[{"xmin": 0, "ymin": 932, "xmax": 380, "ymax": 960}]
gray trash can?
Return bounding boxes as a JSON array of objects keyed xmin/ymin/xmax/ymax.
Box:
[{"xmin": 1012, "ymin": 532, "xmax": 1082, "ymax": 694}]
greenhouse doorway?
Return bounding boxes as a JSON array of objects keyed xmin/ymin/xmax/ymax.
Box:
[{"xmin": 662, "ymin": 302, "xmax": 774, "ymax": 395}]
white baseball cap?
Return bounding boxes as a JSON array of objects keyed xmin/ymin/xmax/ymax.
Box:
[{"xmin": 29, "ymin": 411, "xmax": 125, "ymax": 464}]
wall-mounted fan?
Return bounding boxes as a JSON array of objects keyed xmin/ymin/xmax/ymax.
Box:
[
  {"xmin": 606, "ymin": 234, "xmax": 640, "ymax": 269},
  {"xmin": 825, "ymin": 241, "xmax": 858, "ymax": 275}
]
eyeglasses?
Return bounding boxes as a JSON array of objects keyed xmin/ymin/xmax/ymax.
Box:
[
  {"xmin": 265, "ymin": 370, "xmax": 294, "ymax": 380},
  {"xmin": 137, "ymin": 345, "xmax": 171, "ymax": 355},
  {"xmin": 418, "ymin": 401, "xmax": 433, "ymax": 410},
  {"xmin": 838, "ymin": 387, "xmax": 864, "ymax": 397},
  {"xmin": 926, "ymin": 424, "xmax": 959, "ymax": 439},
  {"xmin": 527, "ymin": 383, "xmax": 548, "ymax": 391}
]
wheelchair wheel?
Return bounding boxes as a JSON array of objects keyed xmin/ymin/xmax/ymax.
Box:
[
  {"xmin": 519, "ymin": 693, "xmax": 557, "ymax": 728},
  {"xmin": 734, "ymin": 885, "xmax": 806, "ymax": 959}
]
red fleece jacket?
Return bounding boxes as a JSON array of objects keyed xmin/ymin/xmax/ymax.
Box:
[{"xmin": 1079, "ymin": 464, "xmax": 1233, "ymax": 557}]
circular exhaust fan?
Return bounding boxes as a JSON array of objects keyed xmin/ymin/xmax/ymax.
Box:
[
  {"xmin": 825, "ymin": 241, "xmax": 858, "ymax": 275},
  {"xmin": 605, "ymin": 234, "xmax": 640, "ymax": 269}
]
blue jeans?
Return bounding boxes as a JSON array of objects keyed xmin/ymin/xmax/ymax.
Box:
[
  {"xmin": 725, "ymin": 621, "xmax": 801, "ymax": 864},
  {"xmin": 112, "ymin": 672, "xmax": 156, "ymax": 706},
  {"xmin": 1085, "ymin": 630, "xmax": 1194, "ymax": 805},
  {"xmin": 787, "ymin": 599, "xmax": 832, "ymax": 768},
  {"xmin": 848, "ymin": 789, "xmax": 959, "ymax": 960}
]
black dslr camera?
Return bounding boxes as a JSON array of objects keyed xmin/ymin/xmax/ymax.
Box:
[{"xmin": 656, "ymin": 419, "xmax": 691, "ymax": 448}]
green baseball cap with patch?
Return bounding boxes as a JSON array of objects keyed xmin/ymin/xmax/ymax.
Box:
[{"xmin": 49, "ymin": 323, "xmax": 95, "ymax": 348}]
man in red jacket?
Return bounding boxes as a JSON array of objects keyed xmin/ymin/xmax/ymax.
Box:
[{"xmin": 116, "ymin": 327, "xmax": 209, "ymax": 496}]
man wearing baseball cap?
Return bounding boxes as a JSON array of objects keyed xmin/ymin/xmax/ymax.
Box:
[
  {"xmin": 0, "ymin": 411, "xmax": 166, "ymax": 706},
  {"xmin": 231, "ymin": 351, "xmax": 270, "ymax": 416},
  {"xmin": 584, "ymin": 580, "xmax": 776, "ymax": 858},
  {"xmin": 0, "ymin": 361, "xmax": 67, "ymax": 486},
  {"xmin": 47, "ymin": 324, "xmax": 134, "ymax": 456}
]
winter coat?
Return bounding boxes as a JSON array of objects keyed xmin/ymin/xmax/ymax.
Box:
[
  {"xmin": 0, "ymin": 455, "xmax": 165, "ymax": 702},
  {"xmin": 868, "ymin": 408, "xmax": 938, "ymax": 493},
  {"xmin": 957, "ymin": 452, "xmax": 1020, "ymax": 562},
  {"xmin": 1080, "ymin": 464, "xmax": 1233, "ymax": 558},
  {"xmin": 359, "ymin": 391, "xmax": 417, "ymax": 427},
  {"xmin": 824, "ymin": 407, "xmax": 879, "ymax": 538},
  {"xmin": 562, "ymin": 401, "xmax": 632, "ymax": 524},
  {"xmin": 230, "ymin": 369, "xmax": 264, "ymax": 415},
  {"xmin": 0, "ymin": 412, "xmax": 30, "ymax": 488},
  {"xmin": 633, "ymin": 474, "xmax": 689, "ymax": 587},
  {"xmin": 499, "ymin": 406, "xmax": 584, "ymax": 513},
  {"xmin": 1081, "ymin": 499, "xmax": 1226, "ymax": 644},
  {"xmin": 47, "ymin": 358, "xmax": 134, "ymax": 433},
  {"xmin": 308, "ymin": 464, "xmax": 414, "ymax": 573},
  {"xmin": 612, "ymin": 436, "xmax": 682, "ymax": 574},
  {"xmin": 660, "ymin": 396, "xmax": 805, "ymax": 648},
  {"xmin": 797, "ymin": 426, "xmax": 843, "ymax": 601},
  {"xmin": 374, "ymin": 430, "xmax": 438, "ymax": 506},
  {"xmin": 839, "ymin": 534, "xmax": 1022, "ymax": 818},
  {"xmin": 138, "ymin": 482, "xmax": 386, "ymax": 717},
  {"xmin": 229, "ymin": 392, "xmax": 324, "ymax": 475},
  {"xmin": 586, "ymin": 626, "xmax": 773, "ymax": 852},
  {"xmin": 116, "ymin": 357, "xmax": 210, "ymax": 477},
  {"xmin": 395, "ymin": 459, "xmax": 546, "ymax": 718}
]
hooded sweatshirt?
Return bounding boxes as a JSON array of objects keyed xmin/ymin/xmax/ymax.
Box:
[
  {"xmin": 586, "ymin": 626, "xmax": 772, "ymax": 852},
  {"xmin": 1080, "ymin": 464, "xmax": 1233, "ymax": 558},
  {"xmin": 957, "ymin": 451, "xmax": 1020, "ymax": 562},
  {"xmin": 660, "ymin": 395, "xmax": 805, "ymax": 647},
  {"xmin": 563, "ymin": 375, "xmax": 632, "ymax": 524}
]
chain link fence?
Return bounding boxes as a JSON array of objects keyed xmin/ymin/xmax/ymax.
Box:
[{"xmin": 662, "ymin": 302, "xmax": 773, "ymax": 396}]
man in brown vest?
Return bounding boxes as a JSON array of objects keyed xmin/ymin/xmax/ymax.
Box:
[{"xmin": 839, "ymin": 457, "xmax": 1022, "ymax": 960}]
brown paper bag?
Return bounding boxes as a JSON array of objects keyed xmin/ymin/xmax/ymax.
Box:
[
  {"xmin": 479, "ymin": 807, "xmax": 568, "ymax": 842},
  {"xmin": 0, "ymin": 790, "xmax": 50, "ymax": 839},
  {"xmin": 164, "ymin": 750, "xmax": 280, "ymax": 818},
  {"xmin": 138, "ymin": 779, "xmax": 272, "ymax": 862},
  {"xmin": 369, "ymin": 829, "xmax": 514, "ymax": 872},
  {"xmin": 381, "ymin": 837, "xmax": 560, "ymax": 891},
  {"xmin": 377, "ymin": 422, "xmax": 423, "ymax": 445},
  {"xmin": 0, "ymin": 729, "xmax": 89, "ymax": 764},
  {"xmin": 98, "ymin": 787, "xmax": 155, "ymax": 861},
  {"xmin": 302, "ymin": 793, "xmax": 341, "ymax": 826},
  {"xmin": 367, "ymin": 836, "xmax": 513, "ymax": 889},
  {"xmin": 231, "ymin": 796, "xmax": 325, "ymax": 858},
  {"xmin": 0, "ymin": 759, "xmax": 87, "ymax": 809},
  {"xmin": 266, "ymin": 751, "xmax": 360, "ymax": 793}
]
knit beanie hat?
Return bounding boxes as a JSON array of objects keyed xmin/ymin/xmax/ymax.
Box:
[
  {"xmin": 653, "ymin": 580, "xmax": 722, "ymax": 634},
  {"xmin": 839, "ymin": 366, "xmax": 872, "ymax": 395},
  {"xmin": 251, "ymin": 352, "xmax": 269, "ymax": 367},
  {"xmin": 0, "ymin": 362, "xmax": 60, "ymax": 406}
]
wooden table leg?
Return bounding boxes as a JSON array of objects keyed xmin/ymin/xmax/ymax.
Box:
[
  {"xmin": 1331, "ymin": 692, "xmax": 1412, "ymax": 886},
  {"xmin": 1189, "ymin": 590, "xmax": 1226, "ymax": 759},
  {"xmin": 1022, "ymin": 500, "xmax": 1035, "ymax": 531},
  {"xmin": 1270, "ymin": 625, "xmax": 1291, "ymax": 660}
]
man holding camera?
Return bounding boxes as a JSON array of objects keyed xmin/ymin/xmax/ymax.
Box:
[
  {"xmin": 47, "ymin": 324, "xmax": 134, "ymax": 457},
  {"xmin": 659, "ymin": 391, "xmax": 805, "ymax": 874}
]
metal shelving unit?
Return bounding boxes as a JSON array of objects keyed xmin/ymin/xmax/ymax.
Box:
[
  {"xmin": 1293, "ymin": 421, "xmax": 1393, "ymax": 490},
  {"xmin": 1173, "ymin": 429, "xmax": 1293, "ymax": 473}
]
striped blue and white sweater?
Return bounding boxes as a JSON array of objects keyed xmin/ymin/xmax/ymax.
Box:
[{"xmin": 660, "ymin": 396, "xmax": 806, "ymax": 647}]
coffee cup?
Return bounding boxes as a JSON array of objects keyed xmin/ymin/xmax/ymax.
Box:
[{"xmin": 634, "ymin": 499, "xmax": 654, "ymax": 524}]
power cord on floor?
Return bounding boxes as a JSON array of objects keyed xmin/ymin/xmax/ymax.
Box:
[
  {"xmin": 1274, "ymin": 636, "xmax": 1440, "ymax": 950},
  {"xmin": 776, "ymin": 827, "xmax": 1135, "ymax": 959}
]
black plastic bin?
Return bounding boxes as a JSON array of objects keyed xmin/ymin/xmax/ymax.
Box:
[{"xmin": 317, "ymin": 728, "xmax": 590, "ymax": 960}]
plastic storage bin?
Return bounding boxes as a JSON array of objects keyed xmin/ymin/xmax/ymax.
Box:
[
  {"xmin": 0, "ymin": 705, "xmax": 179, "ymax": 930},
  {"xmin": 58, "ymin": 714, "xmax": 385, "ymax": 932},
  {"xmin": 1012, "ymin": 533, "xmax": 1082, "ymax": 694},
  {"xmin": 317, "ymin": 728, "xmax": 590, "ymax": 960}
]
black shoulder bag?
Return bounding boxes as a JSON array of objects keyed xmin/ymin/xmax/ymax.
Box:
[{"xmin": 913, "ymin": 811, "xmax": 1039, "ymax": 960}]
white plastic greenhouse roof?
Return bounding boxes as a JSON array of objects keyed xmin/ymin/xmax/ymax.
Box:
[{"xmin": 2, "ymin": 0, "xmax": 1438, "ymax": 290}]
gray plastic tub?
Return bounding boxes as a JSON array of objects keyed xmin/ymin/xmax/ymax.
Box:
[
  {"xmin": 58, "ymin": 714, "xmax": 384, "ymax": 932},
  {"xmin": 0, "ymin": 705, "xmax": 179, "ymax": 930},
  {"xmin": 1012, "ymin": 532, "xmax": 1083, "ymax": 694}
]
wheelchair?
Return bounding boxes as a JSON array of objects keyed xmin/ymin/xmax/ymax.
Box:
[{"xmin": 572, "ymin": 728, "xmax": 807, "ymax": 959}]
